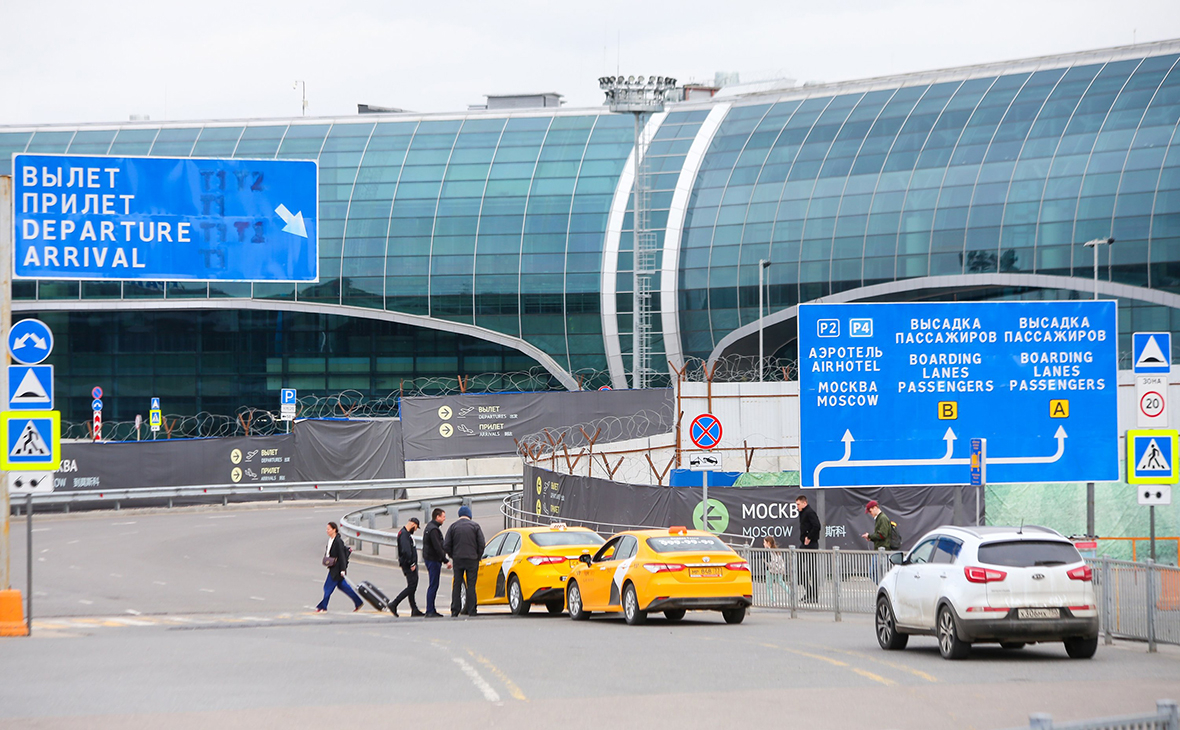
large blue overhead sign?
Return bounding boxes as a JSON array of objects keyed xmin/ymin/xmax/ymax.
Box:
[
  {"xmin": 12, "ymin": 153, "xmax": 318, "ymax": 282},
  {"xmin": 799, "ymin": 301, "xmax": 1118, "ymax": 488}
]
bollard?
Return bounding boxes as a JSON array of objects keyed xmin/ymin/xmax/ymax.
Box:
[
  {"xmin": 223, "ymin": 496, "xmax": 228, "ymax": 507},
  {"xmin": 367, "ymin": 513, "xmax": 379, "ymax": 556},
  {"xmin": 1028, "ymin": 713, "xmax": 1053, "ymax": 729},
  {"xmin": 788, "ymin": 546, "xmax": 798, "ymax": 619},
  {"xmin": 115, "ymin": 501, "xmax": 120, "ymax": 511},
  {"xmin": 278, "ymin": 493, "xmax": 283, "ymax": 504},
  {"xmin": 334, "ymin": 492, "xmax": 339, "ymax": 502},
  {"xmin": 1147, "ymin": 560, "xmax": 1157, "ymax": 653},
  {"xmin": 832, "ymin": 547, "xmax": 841, "ymax": 622},
  {"xmin": 168, "ymin": 498, "xmax": 173, "ymax": 509}
]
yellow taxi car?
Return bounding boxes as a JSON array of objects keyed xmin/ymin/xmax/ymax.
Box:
[
  {"xmin": 470, "ymin": 524, "xmax": 605, "ymax": 615},
  {"xmin": 565, "ymin": 526, "xmax": 753, "ymax": 625}
]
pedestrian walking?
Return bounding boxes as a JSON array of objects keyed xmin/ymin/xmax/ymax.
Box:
[
  {"xmin": 861, "ymin": 500, "xmax": 892, "ymax": 582},
  {"xmin": 391, "ymin": 517, "xmax": 425, "ymax": 617},
  {"xmin": 796, "ymin": 495, "xmax": 820, "ymax": 603},
  {"xmin": 316, "ymin": 521, "xmax": 363, "ymax": 613},
  {"xmin": 762, "ymin": 536, "xmax": 788, "ymax": 603},
  {"xmin": 422, "ymin": 508, "xmax": 450, "ymax": 618},
  {"xmin": 443, "ymin": 505, "xmax": 485, "ymax": 617}
]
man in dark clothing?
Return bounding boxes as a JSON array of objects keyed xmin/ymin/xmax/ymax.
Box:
[
  {"xmin": 796, "ymin": 495, "xmax": 821, "ymax": 603},
  {"xmin": 443, "ymin": 504, "xmax": 486, "ymax": 617},
  {"xmin": 421, "ymin": 508, "xmax": 450, "ymax": 618},
  {"xmin": 391, "ymin": 517, "xmax": 424, "ymax": 617}
]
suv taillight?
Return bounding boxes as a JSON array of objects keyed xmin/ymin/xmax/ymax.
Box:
[
  {"xmin": 526, "ymin": 556, "xmax": 566, "ymax": 566},
  {"xmin": 964, "ymin": 566, "xmax": 1007, "ymax": 583},
  {"xmin": 1067, "ymin": 565, "xmax": 1093, "ymax": 582}
]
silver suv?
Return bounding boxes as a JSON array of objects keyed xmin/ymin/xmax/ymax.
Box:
[{"xmin": 875, "ymin": 525, "xmax": 1099, "ymax": 660}]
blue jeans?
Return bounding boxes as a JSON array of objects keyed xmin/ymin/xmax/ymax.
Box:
[
  {"xmin": 425, "ymin": 561, "xmax": 442, "ymax": 614},
  {"xmin": 317, "ymin": 574, "xmax": 362, "ymax": 611}
]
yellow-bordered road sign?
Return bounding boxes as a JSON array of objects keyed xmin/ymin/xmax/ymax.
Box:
[
  {"xmin": 0, "ymin": 410, "xmax": 61, "ymax": 471},
  {"xmin": 1126, "ymin": 428, "xmax": 1179, "ymax": 485}
]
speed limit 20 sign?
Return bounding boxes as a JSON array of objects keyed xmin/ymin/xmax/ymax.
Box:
[{"xmin": 1137, "ymin": 374, "xmax": 1168, "ymax": 427}]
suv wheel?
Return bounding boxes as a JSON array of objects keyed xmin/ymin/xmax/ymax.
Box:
[
  {"xmin": 875, "ymin": 596, "xmax": 908, "ymax": 650},
  {"xmin": 1064, "ymin": 635, "xmax": 1098, "ymax": 659},
  {"xmin": 937, "ymin": 605, "xmax": 970, "ymax": 660}
]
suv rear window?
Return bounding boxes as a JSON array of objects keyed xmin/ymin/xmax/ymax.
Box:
[
  {"xmin": 977, "ymin": 540, "xmax": 1082, "ymax": 567},
  {"xmin": 528, "ymin": 531, "xmax": 605, "ymax": 548},
  {"xmin": 646, "ymin": 536, "xmax": 729, "ymax": 553}
]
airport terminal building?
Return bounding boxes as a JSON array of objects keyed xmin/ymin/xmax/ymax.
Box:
[{"xmin": 3, "ymin": 40, "xmax": 1180, "ymax": 425}]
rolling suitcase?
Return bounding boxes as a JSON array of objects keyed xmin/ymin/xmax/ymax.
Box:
[{"xmin": 355, "ymin": 580, "xmax": 391, "ymax": 612}]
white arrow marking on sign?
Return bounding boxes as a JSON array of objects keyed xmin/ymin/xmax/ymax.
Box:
[
  {"xmin": 13, "ymin": 333, "xmax": 48, "ymax": 351},
  {"xmin": 275, "ymin": 204, "xmax": 308, "ymax": 238},
  {"xmin": 812, "ymin": 426, "xmax": 1067, "ymax": 486}
]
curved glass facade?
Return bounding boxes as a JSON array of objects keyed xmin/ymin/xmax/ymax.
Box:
[{"xmin": 2, "ymin": 41, "xmax": 1179, "ymax": 422}]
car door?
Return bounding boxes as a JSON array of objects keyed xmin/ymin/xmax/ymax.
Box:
[
  {"xmin": 606, "ymin": 536, "xmax": 638, "ymax": 608},
  {"xmin": 476, "ymin": 533, "xmax": 508, "ymax": 605},
  {"xmin": 493, "ymin": 532, "xmax": 523, "ymax": 601},
  {"xmin": 893, "ymin": 537, "xmax": 937, "ymax": 627},
  {"xmin": 580, "ymin": 536, "xmax": 623, "ymax": 610},
  {"xmin": 916, "ymin": 536, "xmax": 963, "ymax": 626}
]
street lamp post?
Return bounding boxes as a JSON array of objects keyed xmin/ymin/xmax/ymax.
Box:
[
  {"xmin": 1080, "ymin": 236, "xmax": 1113, "ymax": 539},
  {"xmin": 599, "ymin": 75, "xmax": 678, "ymax": 390},
  {"xmin": 1082, "ymin": 237, "xmax": 1115, "ymax": 300},
  {"xmin": 758, "ymin": 259, "xmax": 770, "ymax": 381}
]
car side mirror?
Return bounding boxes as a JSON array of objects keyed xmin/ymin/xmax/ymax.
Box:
[
  {"xmin": 579, "ymin": 554, "xmax": 592, "ymax": 565},
  {"xmin": 888, "ymin": 552, "xmax": 905, "ymax": 566}
]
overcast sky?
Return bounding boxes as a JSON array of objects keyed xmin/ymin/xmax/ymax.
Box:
[{"xmin": 2, "ymin": 1, "xmax": 1179, "ymax": 126}]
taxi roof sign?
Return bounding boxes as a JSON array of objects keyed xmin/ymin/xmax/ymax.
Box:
[{"xmin": 1126, "ymin": 428, "xmax": 1180, "ymax": 485}]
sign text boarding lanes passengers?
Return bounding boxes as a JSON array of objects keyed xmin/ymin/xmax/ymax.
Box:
[
  {"xmin": 798, "ymin": 302, "xmax": 1118, "ymax": 488},
  {"xmin": 12, "ymin": 153, "xmax": 318, "ymax": 282}
]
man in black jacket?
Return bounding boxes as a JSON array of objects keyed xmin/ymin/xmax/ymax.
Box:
[
  {"xmin": 391, "ymin": 517, "xmax": 424, "ymax": 617},
  {"xmin": 443, "ymin": 505, "xmax": 486, "ymax": 617},
  {"xmin": 796, "ymin": 495, "xmax": 821, "ymax": 603},
  {"xmin": 421, "ymin": 508, "xmax": 450, "ymax": 618}
]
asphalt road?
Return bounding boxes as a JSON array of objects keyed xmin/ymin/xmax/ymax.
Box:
[{"xmin": 2, "ymin": 504, "xmax": 1179, "ymax": 730}]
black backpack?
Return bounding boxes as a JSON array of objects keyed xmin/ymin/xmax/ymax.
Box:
[{"xmin": 887, "ymin": 519, "xmax": 903, "ymax": 550}]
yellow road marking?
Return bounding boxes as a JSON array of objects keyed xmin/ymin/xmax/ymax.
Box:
[
  {"xmin": 818, "ymin": 645, "xmax": 939, "ymax": 683},
  {"xmin": 466, "ymin": 648, "xmax": 528, "ymax": 701},
  {"xmin": 851, "ymin": 667, "xmax": 896, "ymax": 686},
  {"xmin": 759, "ymin": 642, "xmax": 848, "ymax": 667}
]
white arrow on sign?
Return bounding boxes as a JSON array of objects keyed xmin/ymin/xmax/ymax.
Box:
[
  {"xmin": 812, "ymin": 426, "xmax": 1068, "ymax": 486},
  {"xmin": 13, "ymin": 333, "xmax": 48, "ymax": 351},
  {"xmin": 275, "ymin": 204, "xmax": 308, "ymax": 238}
]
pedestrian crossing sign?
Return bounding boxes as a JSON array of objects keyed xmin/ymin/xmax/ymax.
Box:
[
  {"xmin": 1127, "ymin": 428, "xmax": 1179, "ymax": 485},
  {"xmin": 0, "ymin": 410, "xmax": 61, "ymax": 470}
]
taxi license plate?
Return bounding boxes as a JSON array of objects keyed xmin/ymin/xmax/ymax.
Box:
[
  {"xmin": 689, "ymin": 567, "xmax": 723, "ymax": 578},
  {"xmin": 1017, "ymin": 608, "xmax": 1060, "ymax": 619}
]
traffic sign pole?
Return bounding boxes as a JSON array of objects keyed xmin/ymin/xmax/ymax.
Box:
[{"xmin": 2, "ymin": 175, "xmax": 12, "ymax": 592}]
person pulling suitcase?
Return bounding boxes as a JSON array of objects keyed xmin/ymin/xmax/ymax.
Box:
[
  {"xmin": 316, "ymin": 521, "xmax": 363, "ymax": 613},
  {"xmin": 391, "ymin": 517, "xmax": 425, "ymax": 617}
]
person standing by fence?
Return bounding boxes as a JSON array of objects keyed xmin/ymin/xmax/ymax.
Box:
[
  {"xmin": 796, "ymin": 495, "xmax": 820, "ymax": 603},
  {"xmin": 861, "ymin": 500, "xmax": 892, "ymax": 583},
  {"xmin": 444, "ymin": 505, "xmax": 485, "ymax": 617},
  {"xmin": 315, "ymin": 522, "xmax": 363, "ymax": 613},
  {"xmin": 422, "ymin": 508, "xmax": 449, "ymax": 618},
  {"xmin": 762, "ymin": 536, "xmax": 788, "ymax": 602}
]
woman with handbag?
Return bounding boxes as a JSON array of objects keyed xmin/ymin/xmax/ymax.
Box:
[{"xmin": 315, "ymin": 522, "xmax": 363, "ymax": 613}]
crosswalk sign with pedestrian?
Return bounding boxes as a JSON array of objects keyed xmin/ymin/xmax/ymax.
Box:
[
  {"xmin": 1127, "ymin": 428, "xmax": 1180, "ymax": 485},
  {"xmin": 0, "ymin": 410, "xmax": 61, "ymax": 470}
]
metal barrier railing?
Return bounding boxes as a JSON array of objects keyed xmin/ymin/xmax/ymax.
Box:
[
  {"xmin": 1093, "ymin": 557, "xmax": 1180, "ymax": 651},
  {"xmin": 1008, "ymin": 699, "xmax": 1178, "ymax": 730},
  {"xmin": 340, "ymin": 489, "xmax": 520, "ymax": 556},
  {"xmin": 11, "ymin": 474, "xmax": 523, "ymax": 512}
]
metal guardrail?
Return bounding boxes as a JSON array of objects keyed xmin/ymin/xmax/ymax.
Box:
[
  {"xmin": 10, "ymin": 474, "xmax": 523, "ymax": 511},
  {"xmin": 339, "ymin": 490, "xmax": 520, "ymax": 556},
  {"xmin": 1009, "ymin": 699, "xmax": 1178, "ymax": 730},
  {"xmin": 1094, "ymin": 557, "xmax": 1180, "ymax": 651}
]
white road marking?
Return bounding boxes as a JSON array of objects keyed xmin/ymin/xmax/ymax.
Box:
[
  {"xmin": 31, "ymin": 528, "xmax": 51, "ymax": 533},
  {"xmin": 206, "ymin": 515, "xmax": 237, "ymax": 519},
  {"xmin": 125, "ymin": 609, "xmax": 142, "ymax": 615},
  {"xmin": 250, "ymin": 596, "xmax": 266, "ymax": 601},
  {"xmin": 110, "ymin": 573, "xmax": 122, "ymax": 578},
  {"xmin": 79, "ymin": 600, "xmax": 93, "ymax": 605},
  {"xmin": 67, "ymin": 540, "xmax": 79, "ymax": 545},
  {"xmin": 451, "ymin": 656, "xmax": 501, "ymax": 702},
  {"xmin": 40, "ymin": 548, "xmax": 49, "ymax": 553},
  {"xmin": 199, "ymin": 588, "xmax": 216, "ymax": 593},
  {"xmin": 153, "ymin": 581, "xmax": 167, "ymax": 586},
  {"xmin": 112, "ymin": 522, "xmax": 137, "ymax": 526}
]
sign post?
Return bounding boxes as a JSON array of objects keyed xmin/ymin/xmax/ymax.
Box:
[
  {"xmin": 798, "ymin": 301, "xmax": 1118, "ymax": 488},
  {"xmin": 1128, "ymin": 427, "xmax": 1178, "ymax": 563},
  {"xmin": 689, "ymin": 413, "xmax": 723, "ymax": 533},
  {"xmin": 970, "ymin": 438, "xmax": 986, "ymax": 526}
]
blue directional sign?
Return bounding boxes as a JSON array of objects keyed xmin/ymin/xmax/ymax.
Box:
[
  {"xmin": 91, "ymin": 399, "xmax": 103, "ymax": 412},
  {"xmin": 0, "ymin": 410, "xmax": 61, "ymax": 471},
  {"xmin": 8, "ymin": 318, "xmax": 53, "ymax": 364},
  {"xmin": 1133, "ymin": 332, "xmax": 1171, "ymax": 374},
  {"xmin": 281, "ymin": 388, "xmax": 297, "ymax": 406},
  {"xmin": 1127, "ymin": 429, "xmax": 1179, "ymax": 485},
  {"xmin": 151, "ymin": 397, "xmax": 160, "ymax": 410},
  {"xmin": 799, "ymin": 301, "xmax": 1118, "ymax": 487},
  {"xmin": 13, "ymin": 153, "xmax": 318, "ymax": 282},
  {"xmin": 7, "ymin": 365, "xmax": 53, "ymax": 411}
]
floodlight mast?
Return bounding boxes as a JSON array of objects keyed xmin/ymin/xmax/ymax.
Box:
[{"xmin": 599, "ymin": 75, "xmax": 678, "ymax": 389}]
